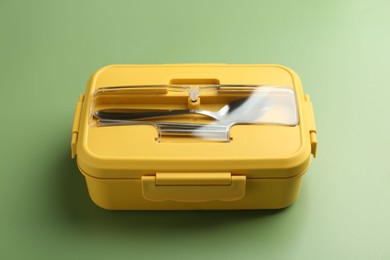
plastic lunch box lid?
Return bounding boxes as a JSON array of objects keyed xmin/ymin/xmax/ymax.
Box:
[{"xmin": 73, "ymin": 64, "xmax": 317, "ymax": 179}]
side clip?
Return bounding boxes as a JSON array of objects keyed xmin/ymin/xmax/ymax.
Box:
[
  {"xmin": 305, "ymin": 94, "xmax": 317, "ymax": 157},
  {"xmin": 71, "ymin": 95, "xmax": 85, "ymax": 158}
]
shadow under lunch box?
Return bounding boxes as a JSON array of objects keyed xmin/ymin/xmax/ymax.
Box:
[{"xmin": 71, "ymin": 64, "xmax": 317, "ymax": 210}]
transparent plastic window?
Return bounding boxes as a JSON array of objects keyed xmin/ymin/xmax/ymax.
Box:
[{"xmin": 91, "ymin": 85, "xmax": 298, "ymax": 142}]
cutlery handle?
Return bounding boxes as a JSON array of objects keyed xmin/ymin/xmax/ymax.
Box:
[{"xmin": 95, "ymin": 109, "xmax": 193, "ymax": 120}]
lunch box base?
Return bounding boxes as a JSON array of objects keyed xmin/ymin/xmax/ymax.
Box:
[{"xmin": 82, "ymin": 173, "xmax": 305, "ymax": 210}]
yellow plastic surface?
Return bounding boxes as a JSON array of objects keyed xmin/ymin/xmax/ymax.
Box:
[{"xmin": 72, "ymin": 64, "xmax": 317, "ymax": 210}]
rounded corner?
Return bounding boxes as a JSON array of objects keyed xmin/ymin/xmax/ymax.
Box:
[
  {"xmin": 76, "ymin": 140, "xmax": 108, "ymax": 177},
  {"xmin": 88, "ymin": 189, "xmax": 116, "ymax": 211},
  {"xmin": 278, "ymin": 138, "xmax": 312, "ymax": 177},
  {"xmin": 93, "ymin": 64, "xmax": 122, "ymax": 76},
  {"xmin": 270, "ymin": 64, "xmax": 298, "ymax": 76},
  {"xmin": 88, "ymin": 64, "xmax": 126, "ymax": 90}
]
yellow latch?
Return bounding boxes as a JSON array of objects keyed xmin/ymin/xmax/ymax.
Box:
[
  {"xmin": 305, "ymin": 94, "xmax": 317, "ymax": 157},
  {"xmin": 142, "ymin": 173, "xmax": 246, "ymax": 202},
  {"xmin": 71, "ymin": 94, "xmax": 84, "ymax": 158}
]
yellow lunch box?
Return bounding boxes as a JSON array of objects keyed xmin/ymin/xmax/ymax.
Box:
[{"xmin": 71, "ymin": 64, "xmax": 317, "ymax": 210}]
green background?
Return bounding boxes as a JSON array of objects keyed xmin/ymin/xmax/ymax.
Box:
[{"xmin": 1, "ymin": 0, "xmax": 390, "ymax": 259}]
